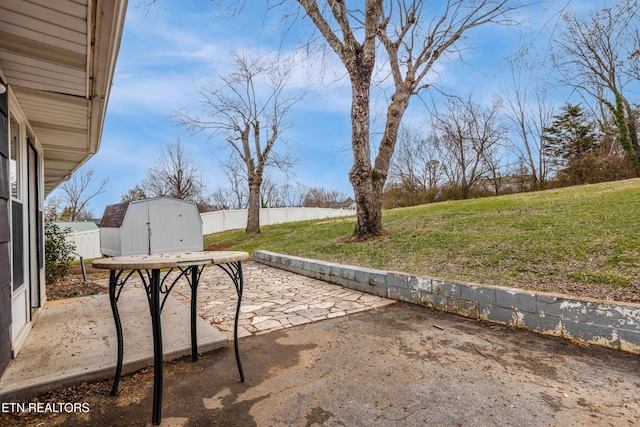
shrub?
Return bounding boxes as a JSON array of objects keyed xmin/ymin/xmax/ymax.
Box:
[{"xmin": 45, "ymin": 222, "xmax": 77, "ymax": 284}]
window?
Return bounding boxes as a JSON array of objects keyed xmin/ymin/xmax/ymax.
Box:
[{"xmin": 9, "ymin": 116, "xmax": 20, "ymax": 200}]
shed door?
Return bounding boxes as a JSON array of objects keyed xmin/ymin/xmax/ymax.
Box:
[{"xmin": 148, "ymin": 203, "xmax": 185, "ymax": 254}]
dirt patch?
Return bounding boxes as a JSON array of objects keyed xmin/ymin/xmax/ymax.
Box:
[
  {"xmin": 533, "ymin": 278, "xmax": 640, "ymax": 304},
  {"xmin": 46, "ymin": 264, "xmax": 110, "ymax": 301},
  {"xmin": 0, "ymin": 365, "xmax": 157, "ymax": 427},
  {"xmin": 204, "ymin": 242, "xmax": 234, "ymax": 251},
  {"xmin": 314, "ymin": 217, "xmax": 356, "ymax": 225}
]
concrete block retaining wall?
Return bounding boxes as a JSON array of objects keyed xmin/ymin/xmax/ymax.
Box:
[{"xmin": 253, "ymin": 250, "xmax": 640, "ymax": 353}]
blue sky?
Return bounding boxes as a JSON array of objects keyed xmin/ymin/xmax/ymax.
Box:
[{"xmin": 47, "ymin": 0, "xmax": 615, "ymax": 217}]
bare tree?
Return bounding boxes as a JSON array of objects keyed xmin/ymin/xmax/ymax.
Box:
[
  {"xmin": 628, "ymin": 28, "xmax": 640, "ymax": 83},
  {"xmin": 385, "ymin": 126, "xmax": 444, "ymax": 206},
  {"xmin": 389, "ymin": 126, "xmax": 443, "ymax": 193},
  {"xmin": 433, "ymin": 97, "xmax": 508, "ymax": 199},
  {"xmin": 500, "ymin": 52, "xmax": 555, "ymax": 189},
  {"xmin": 58, "ymin": 167, "xmax": 109, "ymax": 221},
  {"xmin": 140, "ymin": 139, "xmax": 207, "ymax": 205},
  {"xmin": 261, "ymin": 176, "xmax": 307, "ymax": 207},
  {"xmin": 210, "ymin": 188, "xmax": 239, "ymax": 210},
  {"xmin": 147, "ymin": 0, "xmax": 521, "ymax": 235},
  {"xmin": 302, "ymin": 187, "xmax": 352, "ymax": 208},
  {"xmin": 174, "ymin": 51, "xmax": 301, "ymax": 233},
  {"xmin": 481, "ymin": 143, "xmax": 508, "ymax": 196},
  {"xmin": 290, "ymin": 0, "xmax": 521, "ymax": 238},
  {"xmin": 208, "ymin": 153, "xmax": 249, "ymax": 210},
  {"xmin": 554, "ymin": 0, "xmax": 640, "ymax": 168},
  {"xmin": 43, "ymin": 195, "xmax": 64, "ymax": 222},
  {"xmin": 121, "ymin": 185, "xmax": 148, "ymax": 203}
]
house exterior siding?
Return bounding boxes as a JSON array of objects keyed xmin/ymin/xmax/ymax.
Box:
[
  {"xmin": 0, "ymin": 89, "xmax": 11, "ymax": 373},
  {"xmin": 0, "ymin": 0, "xmax": 126, "ymax": 378}
]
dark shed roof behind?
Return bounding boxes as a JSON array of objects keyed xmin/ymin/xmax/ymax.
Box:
[{"xmin": 99, "ymin": 202, "xmax": 129, "ymax": 228}]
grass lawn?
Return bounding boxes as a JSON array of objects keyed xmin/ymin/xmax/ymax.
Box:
[{"xmin": 204, "ymin": 179, "xmax": 640, "ymax": 303}]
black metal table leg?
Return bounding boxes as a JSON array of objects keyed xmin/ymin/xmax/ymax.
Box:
[
  {"xmin": 234, "ymin": 262, "xmax": 245, "ymax": 382},
  {"xmin": 106, "ymin": 257, "xmax": 245, "ymax": 426},
  {"xmin": 190, "ymin": 266, "xmax": 199, "ymax": 362},
  {"xmin": 218, "ymin": 261, "xmax": 245, "ymax": 382},
  {"xmin": 108, "ymin": 270, "xmax": 123, "ymax": 396},
  {"xmin": 149, "ymin": 269, "xmax": 163, "ymax": 426}
]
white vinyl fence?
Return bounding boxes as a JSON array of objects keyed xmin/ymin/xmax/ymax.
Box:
[
  {"xmin": 67, "ymin": 208, "xmax": 355, "ymax": 260},
  {"xmin": 200, "ymin": 207, "xmax": 354, "ymax": 234}
]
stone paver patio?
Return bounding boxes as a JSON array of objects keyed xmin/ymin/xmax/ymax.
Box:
[{"xmin": 95, "ymin": 261, "xmax": 395, "ymax": 339}]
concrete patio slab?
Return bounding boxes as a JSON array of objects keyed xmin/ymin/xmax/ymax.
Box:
[
  {"xmin": 0, "ymin": 289, "xmax": 228, "ymax": 401},
  {"xmin": 0, "ymin": 262, "xmax": 393, "ymax": 404},
  {"xmin": 2, "ymin": 303, "xmax": 639, "ymax": 426}
]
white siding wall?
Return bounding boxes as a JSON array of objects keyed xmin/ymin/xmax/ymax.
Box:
[
  {"xmin": 71, "ymin": 208, "xmax": 355, "ymax": 259},
  {"xmin": 66, "ymin": 230, "xmax": 102, "ymax": 260},
  {"xmin": 99, "ymin": 228, "xmax": 122, "ymax": 257}
]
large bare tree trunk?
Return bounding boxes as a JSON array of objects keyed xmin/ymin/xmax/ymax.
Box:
[
  {"xmin": 348, "ymin": 55, "xmax": 379, "ymax": 238},
  {"xmin": 246, "ymin": 140, "xmax": 265, "ymax": 233},
  {"xmin": 299, "ymin": 0, "xmax": 383, "ymax": 239},
  {"xmin": 352, "ymin": 88, "xmax": 412, "ymax": 237},
  {"xmin": 246, "ymin": 176, "xmax": 262, "ymax": 233},
  {"xmin": 294, "ymin": 0, "xmax": 516, "ymax": 239}
]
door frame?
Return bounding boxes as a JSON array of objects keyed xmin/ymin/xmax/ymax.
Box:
[{"xmin": 27, "ymin": 139, "xmax": 42, "ymax": 317}]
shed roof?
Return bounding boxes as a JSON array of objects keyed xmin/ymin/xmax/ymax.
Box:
[
  {"xmin": 51, "ymin": 221, "xmax": 98, "ymax": 233},
  {"xmin": 99, "ymin": 202, "xmax": 129, "ymax": 228},
  {"xmin": 99, "ymin": 197, "xmax": 202, "ymax": 228}
]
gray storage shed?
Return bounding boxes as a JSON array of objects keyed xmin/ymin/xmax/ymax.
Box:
[{"xmin": 99, "ymin": 197, "xmax": 203, "ymax": 256}]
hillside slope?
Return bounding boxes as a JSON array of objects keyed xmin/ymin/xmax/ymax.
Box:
[{"xmin": 205, "ymin": 179, "xmax": 640, "ymax": 303}]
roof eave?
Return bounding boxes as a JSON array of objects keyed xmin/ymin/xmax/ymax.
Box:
[{"xmin": 87, "ymin": 0, "xmax": 128, "ymax": 159}]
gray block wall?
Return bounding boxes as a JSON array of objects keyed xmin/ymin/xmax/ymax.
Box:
[{"xmin": 253, "ymin": 250, "xmax": 640, "ymax": 353}]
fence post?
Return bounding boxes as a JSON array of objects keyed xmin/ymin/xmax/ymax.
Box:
[{"xmin": 80, "ymin": 256, "xmax": 87, "ymax": 283}]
